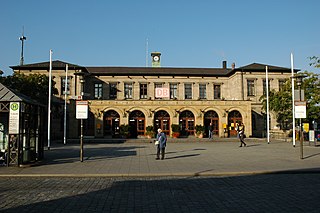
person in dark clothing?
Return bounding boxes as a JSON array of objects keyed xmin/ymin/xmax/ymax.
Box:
[
  {"xmin": 208, "ymin": 122, "xmax": 214, "ymax": 139},
  {"xmin": 156, "ymin": 128, "xmax": 167, "ymax": 160},
  {"xmin": 237, "ymin": 122, "xmax": 246, "ymax": 147}
]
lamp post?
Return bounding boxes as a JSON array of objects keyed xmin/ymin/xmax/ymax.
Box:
[
  {"xmin": 19, "ymin": 35, "xmax": 26, "ymax": 65},
  {"xmin": 293, "ymin": 74, "xmax": 306, "ymax": 159}
]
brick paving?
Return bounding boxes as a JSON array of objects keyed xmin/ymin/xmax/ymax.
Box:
[
  {"xmin": 0, "ymin": 174, "xmax": 320, "ymax": 212},
  {"xmin": 0, "ymin": 138, "xmax": 319, "ymax": 212}
]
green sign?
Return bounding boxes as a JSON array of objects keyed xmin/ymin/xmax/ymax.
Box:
[{"xmin": 10, "ymin": 103, "xmax": 19, "ymax": 111}]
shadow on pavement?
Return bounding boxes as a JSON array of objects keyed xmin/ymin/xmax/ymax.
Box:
[
  {"xmin": 39, "ymin": 145, "xmax": 145, "ymax": 166},
  {"xmin": 1, "ymin": 173, "xmax": 320, "ymax": 212},
  {"xmin": 165, "ymin": 153, "xmax": 200, "ymax": 160}
]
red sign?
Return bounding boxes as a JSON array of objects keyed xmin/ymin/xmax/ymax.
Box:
[{"xmin": 155, "ymin": 88, "xmax": 169, "ymax": 98}]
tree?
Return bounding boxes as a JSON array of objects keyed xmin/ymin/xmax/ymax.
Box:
[
  {"xmin": 0, "ymin": 73, "xmax": 58, "ymax": 105},
  {"xmin": 259, "ymin": 80, "xmax": 293, "ymax": 129},
  {"xmin": 260, "ymin": 57, "xmax": 320, "ymax": 130}
]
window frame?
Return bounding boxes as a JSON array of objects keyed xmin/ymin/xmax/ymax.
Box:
[
  {"xmin": 140, "ymin": 83, "xmax": 148, "ymax": 99},
  {"xmin": 109, "ymin": 82, "xmax": 117, "ymax": 100},
  {"xmin": 247, "ymin": 79, "xmax": 256, "ymax": 97},
  {"xmin": 199, "ymin": 83, "xmax": 206, "ymax": 99},
  {"xmin": 170, "ymin": 83, "xmax": 178, "ymax": 99},
  {"xmin": 61, "ymin": 77, "xmax": 71, "ymax": 95},
  {"xmin": 184, "ymin": 83, "xmax": 192, "ymax": 99},
  {"xmin": 213, "ymin": 84, "xmax": 221, "ymax": 100},
  {"xmin": 94, "ymin": 82, "xmax": 103, "ymax": 99},
  {"xmin": 124, "ymin": 82, "xmax": 133, "ymax": 99}
]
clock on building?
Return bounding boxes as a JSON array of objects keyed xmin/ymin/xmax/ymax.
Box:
[
  {"xmin": 153, "ymin": 56, "xmax": 159, "ymax": 62},
  {"xmin": 151, "ymin": 52, "xmax": 161, "ymax": 67}
]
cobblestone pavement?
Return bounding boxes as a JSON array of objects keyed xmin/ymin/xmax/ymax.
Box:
[
  {"xmin": 0, "ymin": 174, "xmax": 320, "ymax": 213},
  {"xmin": 0, "ymin": 139, "xmax": 320, "ymax": 212}
]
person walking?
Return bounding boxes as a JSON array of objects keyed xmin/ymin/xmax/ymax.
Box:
[
  {"xmin": 156, "ymin": 128, "xmax": 167, "ymax": 160},
  {"xmin": 208, "ymin": 122, "xmax": 214, "ymax": 139},
  {"xmin": 237, "ymin": 122, "xmax": 247, "ymax": 147}
]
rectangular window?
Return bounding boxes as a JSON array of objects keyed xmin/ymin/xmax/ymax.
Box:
[
  {"xmin": 247, "ymin": 79, "xmax": 255, "ymax": 96},
  {"xmin": 61, "ymin": 77, "xmax": 71, "ymax": 95},
  {"xmin": 94, "ymin": 83, "xmax": 103, "ymax": 99},
  {"xmin": 263, "ymin": 79, "xmax": 271, "ymax": 96},
  {"xmin": 140, "ymin": 83, "xmax": 148, "ymax": 99},
  {"xmin": 278, "ymin": 79, "xmax": 286, "ymax": 91},
  {"xmin": 184, "ymin": 83, "xmax": 192, "ymax": 99},
  {"xmin": 214, "ymin": 85, "xmax": 221, "ymax": 100},
  {"xmin": 109, "ymin": 82, "xmax": 117, "ymax": 99},
  {"xmin": 170, "ymin": 83, "xmax": 178, "ymax": 99},
  {"xmin": 199, "ymin": 84, "xmax": 206, "ymax": 99},
  {"xmin": 124, "ymin": 83, "xmax": 133, "ymax": 99}
]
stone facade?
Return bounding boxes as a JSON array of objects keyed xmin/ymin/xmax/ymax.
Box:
[{"xmin": 11, "ymin": 60, "xmax": 295, "ymax": 140}]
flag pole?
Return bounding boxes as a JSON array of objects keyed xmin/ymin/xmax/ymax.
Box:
[
  {"xmin": 47, "ymin": 50, "xmax": 52, "ymax": 150},
  {"xmin": 64, "ymin": 64, "xmax": 68, "ymax": 145},
  {"xmin": 266, "ymin": 66, "xmax": 270, "ymax": 144},
  {"xmin": 291, "ymin": 53, "xmax": 296, "ymax": 147}
]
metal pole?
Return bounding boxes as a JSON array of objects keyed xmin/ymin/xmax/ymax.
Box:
[
  {"xmin": 266, "ymin": 66, "xmax": 270, "ymax": 144},
  {"xmin": 80, "ymin": 119, "xmax": 84, "ymax": 162},
  {"xmin": 299, "ymin": 86, "xmax": 303, "ymax": 159},
  {"xmin": 64, "ymin": 64, "xmax": 68, "ymax": 145},
  {"xmin": 47, "ymin": 50, "xmax": 52, "ymax": 150},
  {"xmin": 300, "ymin": 118, "xmax": 303, "ymax": 159},
  {"xmin": 291, "ymin": 53, "xmax": 296, "ymax": 147},
  {"xmin": 80, "ymin": 76, "xmax": 84, "ymax": 162}
]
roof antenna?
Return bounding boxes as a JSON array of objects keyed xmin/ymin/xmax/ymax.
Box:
[{"xmin": 19, "ymin": 26, "xmax": 27, "ymax": 65}]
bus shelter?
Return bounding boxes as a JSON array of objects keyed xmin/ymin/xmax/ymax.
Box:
[{"xmin": 0, "ymin": 83, "xmax": 46, "ymax": 166}]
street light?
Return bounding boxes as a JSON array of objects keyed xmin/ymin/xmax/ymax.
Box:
[
  {"xmin": 293, "ymin": 73, "xmax": 307, "ymax": 159},
  {"xmin": 19, "ymin": 35, "xmax": 26, "ymax": 65}
]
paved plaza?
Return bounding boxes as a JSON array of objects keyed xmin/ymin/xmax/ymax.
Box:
[{"xmin": 0, "ymin": 138, "xmax": 320, "ymax": 212}]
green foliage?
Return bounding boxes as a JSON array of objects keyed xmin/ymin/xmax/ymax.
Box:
[
  {"xmin": 260, "ymin": 67, "xmax": 320, "ymax": 129},
  {"xmin": 119, "ymin": 124, "xmax": 130, "ymax": 136},
  {"xmin": 195, "ymin": 125, "xmax": 205, "ymax": 134},
  {"xmin": 146, "ymin": 125, "xmax": 154, "ymax": 132},
  {"xmin": 301, "ymin": 71, "xmax": 320, "ymax": 120},
  {"xmin": 0, "ymin": 73, "xmax": 58, "ymax": 105},
  {"xmin": 171, "ymin": 124, "xmax": 180, "ymax": 132},
  {"xmin": 309, "ymin": 56, "xmax": 320, "ymax": 68},
  {"xmin": 145, "ymin": 125, "xmax": 155, "ymax": 137}
]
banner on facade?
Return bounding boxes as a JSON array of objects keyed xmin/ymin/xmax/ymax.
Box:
[
  {"xmin": 155, "ymin": 88, "xmax": 169, "ymax": 98},
  {"xmin": 9, "ymin": 102, "xmax": 20, "ymax": 134},
  {"xmin": 76, "ymin": 101, "xmax": 88, "ymax": 119}
]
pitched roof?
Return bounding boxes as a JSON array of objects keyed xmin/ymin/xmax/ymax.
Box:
[
  {"xmin": 10, "ymin": 61, "xmax": 297, "ymax": 76},
  {"xmin": 85, "ymin": 66, "xmax": 234, "ymax": 77},
  {"xmin": 10, "ymin": 60, "xmax": 83, "ymax": 70},
  {"xmin": 0, "ymin": 83, "xmax": 41, "ymax": 105},
  {"xmin": 237, "ymin": 63, "xmax": 298, "ymax": 72}
]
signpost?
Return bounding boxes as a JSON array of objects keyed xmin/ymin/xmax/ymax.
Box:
[
  {"xmin": 76, "ymin": 101, "xmax": 88, "ymax": 162},
  {"xmin": 294, "ymin": 101, "xmax": 306, "ymax": 119},
  {"xmin": 76, "ymin": 101, "xmax": 88, "ymax": 119},
  {"xmin": 9, "ymin": 102, "xmax": 20, "ymax": 134}
]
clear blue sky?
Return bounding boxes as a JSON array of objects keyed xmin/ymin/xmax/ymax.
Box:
[{"xmin": 1, "ymin": 0, "xmax": 319, "ymax": 75}]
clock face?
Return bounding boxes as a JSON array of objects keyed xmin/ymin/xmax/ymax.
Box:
[{"xmin": 153, "ymin": 56, "xmax": 159, "ymax": 62}]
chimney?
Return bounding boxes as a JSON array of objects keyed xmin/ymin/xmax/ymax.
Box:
[
  {"xmin": 222, "ymin": 61, "xmax": 227, "ymax": 69},
  {"xmin": 231, "ymin": 63, "xmax": 235, "ymax": 70}
]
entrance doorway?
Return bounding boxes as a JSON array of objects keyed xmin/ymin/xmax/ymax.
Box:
[
  {"xmin": 228, "ymin": 110, "xmax": 242, "ymax": 137},
  {"xmin": 129, "ymin": 110, "xmax": 145, "ymax": 138},
  {"xmin": 154, "ymin": 110, "xmax": 170, "ymax": 135},
  {"xmin": 103, "ymin": 110, "xmax": 120, "ymax": 137},
  {"xmin": 179, "ymin": 110, "xmax": 195, "ymax": 136},
  {"xmin": 204, "ymin": 111, "xmax": 219, "ymax": 137}
]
